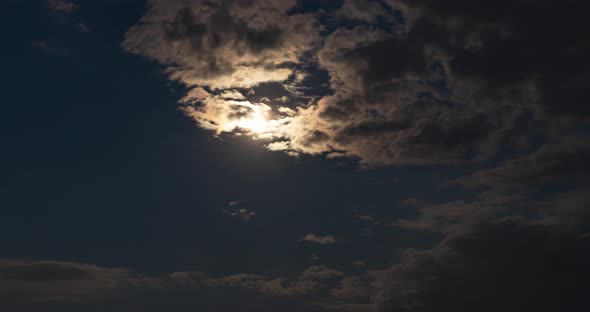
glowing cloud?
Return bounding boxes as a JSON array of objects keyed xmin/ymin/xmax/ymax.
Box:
[{"xmin": 125, "ymin": 0, "xmax": 589, "ymax": 167}]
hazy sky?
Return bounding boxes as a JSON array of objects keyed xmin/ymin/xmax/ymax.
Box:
[{"xmin": 2, "ymin": 1, "xmax": 590, "ymax": 311}]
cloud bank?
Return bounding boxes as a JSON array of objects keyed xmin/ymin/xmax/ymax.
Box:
[{"xmin": 124, "ymin": 0, "xmax": 589, "ymax": 167}]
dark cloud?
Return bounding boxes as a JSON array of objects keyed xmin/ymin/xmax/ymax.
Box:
[
  {"xmin": 396, "ymin": 0, "xmax": 590, "ymax": 116},
  {"xmin": 338, "ymin": 119, "xmax": 413, "ymax": 139},
  {"xmin": 349, "ymin": 38, "xmax": 428, "ymax": 85},
  {"xmin": 459, "ymin": 137, "xmax": 590, "ymax": 190},
  {"xmin": 387, "ymin": 136, "xmax": 588, "ymax": 238},
  {"xmin": 395, "ymin": 200, "xmax": 495, "ymax": 234},
  {"xmin": 331, "ymin": 276, "xmax": 369, "ymax": 300},
  {"xmin": 303, "ymin": 20, "xmax": 515, "ymax": 165},
  {"xmin": 334, "ymin": 0, "xmax": 388, "ymax": 24},
  {"xmin": 0, "ymin": 259, "xmax": 152, "ymax": 304},
  {"xmin": 312, "ymin": 0, "xmax": 589, "ymax": 165},
  {"xmin": 376, "ymin": 218, "xmax": 590, "ymax": 312}
]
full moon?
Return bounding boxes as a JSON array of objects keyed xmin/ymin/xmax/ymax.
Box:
[
  {"xmin": 237, "ymin": 105, "xmax": 270, "ymax": 134},
  {"xmin": 241, "ymin": 113, "xmax": 268, "ymax": 133}
]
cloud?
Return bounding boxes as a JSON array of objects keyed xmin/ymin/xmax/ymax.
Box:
[
  {"xmin": 396, "ymin": 174, "xmax": 590, "ymax": 236},
  {"xmin": 411, "ymin": 137, "xmax": 590, "ymax": 231},
  {"xmin": 351, "ymin": 261, "xmax": 366, "ymax": 268},
  {"xmin": 331, "ymin": 276, "xmax": 369, "ymax": 300},
  {"xmin": 457, "ymin": 136, "xmax": 590, "ymax": 191},
  {"xmin": 123, "ymin": 0, "xmax": 319, "ymax": 90},
  {"xmin": 354, "ymin": 215, "xmax": 378, "ymax": 224},
  {"xmin": 334, "ymin": 0, "xmax": 388, "ymax": 24},
  {"xmin": 0, "ymin": 259, "xmax": 155, "ymax": 304},
  {"xmin": 77, "ymin": 22, "xmax": 89, "ymax": 32},
  {"xmin": 0, "ymin": 261, "xmax": 347, "ymax": 312},
  {"xmin": 394, "ymin": 200, "xmax": 497, "ymax": 234},
  {"xmin": 224, "ymin": 208, "xmax": 256, "ymax": 222},
  {"xmin": 228, "ymin": 200, "xmax": 244, "ymax": 207},
  {"xmin": 299, "ymin": 266, "xmax": 345, "ymax": 282},
  {"xmin": 0, "ymin": 259, "xmax": 351, "ymax": 311},
  {"xmin": 301, "ymin": 20, "xmax": 522, "ymax": 166},
  {"xmin": 307, "ymin": 217, "xmax": 590, "ymax": 312},
  {"xmin": 399, "ymin": 0, "xmax": 590, "ymax": 117},
  {"xmin": 47, "ymin": 0, "xmax": 78, "ymax": 14},
  {"xmin": 301, "ymin": 234, "xmax": 337, "ymax": 245},
  {"xmin": 207, "ymin": 266, "xmax": 344, "ymax": 297},
  {"xmin": 374, "ymin": 218, "xmax": 590, "ymax": 312},
  {"xmin": 223, "ymin": 200, "xmax": 255, "ymax": 222}
]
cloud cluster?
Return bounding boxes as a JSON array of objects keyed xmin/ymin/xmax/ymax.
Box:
[
  {"xmin": 223, "ymin": 200, "xmax": 256, "ymax": 222},
  {"xmin": 299, "ymin": 217, "xmax": 590, "ymax": 312},
  {"xmin": 123, "ymin": 0, "xmax": 318, "ymax": 90},
  {"xmin": 375, "ymin": 218, "xmax": 590, "ymax": 312},
  {"xmin": 0, "ymin": 259, "xmax": 349, "ymax": 311},
  {"xmin": 368, "ymin": 135, "xmax": 590, "ymax": 311},
  {"xmin": 124, "ymin": 0, "xmax": 590, "ymax": 167}
]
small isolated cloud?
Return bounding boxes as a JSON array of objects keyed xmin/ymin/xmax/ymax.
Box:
[
  {"xmin": 47, "ymin": 0, "xmax": 78, "ymax": 14},
  {"xmin": 77, "ymin": 23, "xmax": 89, "ymax": 32},
  {"xmin": 307, "ymin": 254, "xmax": 320, "ymax": 262},
  {"xmin": 352, "ymin": 261, "xmax": 366, "ymax": 268},
  {"xmin": 223, "ymin": 200, "xmax": 255, "ymax": 222},
  {"xmin": 228, "ymin": 200, "xmax": 245, "ymax": 207},
  {"xmin": 354, "ymin": 215, "xmax": 378, "ymax": 224},
  {"xmin": 31, "ymin": 40, "xmax": 69, "ymax": 55},
  {"xmin": 301, "ymin": 234, "xmax": 337, "ymax": 245}
]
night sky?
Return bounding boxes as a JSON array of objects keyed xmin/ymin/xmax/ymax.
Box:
[{"xmin": 2, "ymin": 1, "xmax": 590, "ymax": 311}]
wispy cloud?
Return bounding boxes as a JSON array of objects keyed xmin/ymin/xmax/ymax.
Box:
[
  {"xmin": 47, "ymin": 0, "xmax": 78, "ymax": 14},
  {"xmin": 301, "ymin": 234, "xmax": 337, "ymax": 245},
  {"xmin": 0, "ymin": 259, "xmax": 348, "ymax": 310}
]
